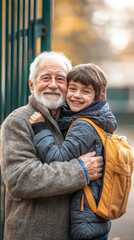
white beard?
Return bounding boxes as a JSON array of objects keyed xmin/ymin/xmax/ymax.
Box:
[{"xmin": 33, "ymin": 87, "xmax": 65, "ymax": 110}]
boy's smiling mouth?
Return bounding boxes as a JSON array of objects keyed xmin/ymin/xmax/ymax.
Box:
[{"xmin": 71, "ymin": 100, "xmax": 83, "ymax": 105}]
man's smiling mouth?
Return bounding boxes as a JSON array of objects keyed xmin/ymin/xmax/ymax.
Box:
[{"xmin": 43, "ymin": 92, "xmax": 60, "ymax": 96}]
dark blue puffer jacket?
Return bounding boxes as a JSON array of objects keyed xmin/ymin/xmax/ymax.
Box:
[{"xmin": 33, "ymin": 99, "xmax": 117, "ymax": 240}]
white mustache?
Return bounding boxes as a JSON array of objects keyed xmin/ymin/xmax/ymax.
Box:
[{"xmin": 42, "ymin": 89, "xmax": 62, "ymax": 96}]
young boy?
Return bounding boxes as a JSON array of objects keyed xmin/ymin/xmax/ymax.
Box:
[{"xmin": 29, "ymin": 63, "xmax": 117, "ymax": 240}]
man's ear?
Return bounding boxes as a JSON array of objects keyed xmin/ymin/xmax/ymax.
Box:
[{"xmin": 29, "ymin": 79, "xmax": 34, "ymax": 94}]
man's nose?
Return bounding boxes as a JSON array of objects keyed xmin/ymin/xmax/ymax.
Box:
[{"xmin": 48, "ymin": 77, "xmax": 58, "ymax": 89}]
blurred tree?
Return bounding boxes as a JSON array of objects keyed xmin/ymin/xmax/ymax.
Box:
[
  {"xmin": 52, "ymin": 0, "xmax": 134, "ymax": 124},
  {"xmin": 52, "ymin": 0, "xmax": 134, "ymax": 67}
]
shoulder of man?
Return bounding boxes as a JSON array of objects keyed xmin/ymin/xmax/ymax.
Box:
[{"xmin": 2, "ymin": 103, "xmax": 33, "ymax": 125}]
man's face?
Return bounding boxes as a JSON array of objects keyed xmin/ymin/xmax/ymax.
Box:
[{"xmin": 30, "ymin": 58, "xmax": 68, "ymax": 110}]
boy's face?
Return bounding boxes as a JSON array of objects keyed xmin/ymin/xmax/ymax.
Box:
[{"xmin": 66, "ymin": 80, "xmax": 96, "ymax": 112}]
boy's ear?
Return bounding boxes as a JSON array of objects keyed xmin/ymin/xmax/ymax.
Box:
[
  {"xmin": 100, "ymin": 93, "xmax": 105, "ymax": 99},
  {"xmin": 29, "ymin": 79, "xmax": 34, "ymax": 94},
  {"xmin": 98, "ymin": 93, "xmax": 105, "ymax": 100}
]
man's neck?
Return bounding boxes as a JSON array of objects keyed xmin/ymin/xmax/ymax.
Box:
[{"xmin": 50, "ymin": 108, "xmax": 61, "ymax": 120}]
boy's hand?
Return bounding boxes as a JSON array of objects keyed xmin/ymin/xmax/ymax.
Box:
[{"xmin": 29, "ymin": 112, "xmax": 45, "ymax": 124}]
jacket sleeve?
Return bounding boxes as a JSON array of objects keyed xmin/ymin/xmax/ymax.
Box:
[
  {"xmin": 33, "ymin": 120, "xmax": 96, "ymax": 163},
  {"xmin": 0, "ymin": 116, "xmax": 87, "ymax": 199}
]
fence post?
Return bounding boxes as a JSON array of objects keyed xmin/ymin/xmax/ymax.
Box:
[
  {"xmin": 0, "ymin": 0, "xmax": 2, "ymax": 125},
  {"xmin": 41, "ymin": 0, "xmax": 52, "ymax": 51},
  {"xmin": 0, "ymin": 1, "xmax": 53, "ymax": 239},
  {"xmin": 0, "ymin": 1, "xmax": 3, "ymax": 239}
]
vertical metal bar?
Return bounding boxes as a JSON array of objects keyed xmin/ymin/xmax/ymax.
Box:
[
  {"xmin": 0, "ymin": 2, "xmax": 2, "ymax": 239},
  {"xmin": 13, "ymin": 2, "xmax": 18, "ymax": 110},
  {"xmin": 4, "ymin": 0, "xmax": 10, "ymax": 118},
  {"xmin": 34, "ymin": 0, "xmax": 36, "ymax": 22},
  {"xmin": 27, "ymin": 0, "xmax": 31, "ymax": 98},
  {"xmin": 33, "ymin": 0, "xmax": 37, "ymax": 58},
  {"xmin": 17, "ymin": 0, "xmax": 20, "ymax": 106},
  {"xmin": 42, "ymin": 0, "xmax": 52, "ymax": 51},
  {"xmin": 20, "ymin": 0, "xmax": 25, "ymax": 105},
  {"xmin": 11, "ymin": 0, "xmax": 15, "ymax": 111},
  {"xmin": 0, "ymin": 0, "xmax": 2, "ymax": 125}
]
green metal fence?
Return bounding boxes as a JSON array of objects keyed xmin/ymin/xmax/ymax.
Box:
[{"xmin": 0, "ymin": 0, "xmax": 52, "ymax": 239}]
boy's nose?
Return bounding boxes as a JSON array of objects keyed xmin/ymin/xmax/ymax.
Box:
[{"xmin": 74, "ymin": 91, "xmax": 81, "ymax": 98}]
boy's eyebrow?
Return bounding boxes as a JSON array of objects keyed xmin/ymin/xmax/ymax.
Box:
[
  {"xmin": 68, "ymin": 83, "xmax": 93, "ymax": 90},
  {"xmin": 86, "ymin": 85, "xmax": 93, "ymax": 89},
  {"xmin": 68, "ymin": 83, "xmax": 76, "ymax": 86}
]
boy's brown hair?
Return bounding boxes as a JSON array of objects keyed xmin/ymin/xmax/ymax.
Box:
[{"xmin": 67, "ymin": 63, "xmax": 107, "ymax": 100}]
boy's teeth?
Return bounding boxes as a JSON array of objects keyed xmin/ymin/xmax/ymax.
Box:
[{"xmin": 73, "ymin": 101, "xmax": 81, "ymax": 104}]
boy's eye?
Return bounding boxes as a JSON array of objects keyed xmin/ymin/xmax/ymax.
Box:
[
  {"xmin": 83, "ymin": 90, "xmax": 90, "ymax": 94},
  {"xmin": 69, "ymin": 87, "xmax": 76, "ymax": 91}
]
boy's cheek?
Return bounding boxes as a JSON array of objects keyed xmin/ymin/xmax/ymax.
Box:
[{"xmin": 66, "ymin": 92, "xmax": 71, "ymax": 102}]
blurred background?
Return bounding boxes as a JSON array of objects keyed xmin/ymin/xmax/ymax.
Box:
[
  {"xmin": 52, "ymin": 1, "xmax": 134, "ymax": 239},
  {"xmin": 0, "ymin": 0, "xmax": 134, "ymax": 239},
  {"xmin": 52, "ymin": 0, "xmax": 134, "ymax": 126}
]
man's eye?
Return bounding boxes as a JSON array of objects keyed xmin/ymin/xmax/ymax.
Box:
[
  {"xmin": 56, "ymin": 77, "xmax": 65, "ymax": 82},
  {"xmin": 40, "ymin": 76, "xmax": 50, "ymax": 81}
]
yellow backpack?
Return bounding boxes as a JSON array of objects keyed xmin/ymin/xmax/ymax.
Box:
[{"xmin": 67, "ymin": 118, "xmax": 134, "ymax": 220}]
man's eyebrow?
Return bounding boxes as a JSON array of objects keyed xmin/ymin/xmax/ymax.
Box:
[
  {"xmin": 57, "ymin": 73, "xmax": 67, "ymax": 78},
  {"xmin": 39, "ymin": 72, "xmax": 67, "ymax": 78},
  {"xmin": 39, "ymin": 72, "xmax": 50, "ymax": 77}
]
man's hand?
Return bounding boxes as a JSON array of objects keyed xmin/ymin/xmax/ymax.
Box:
[{"xmin": 80, "ymin": 151, "xmax": 103, "ymax": 180}]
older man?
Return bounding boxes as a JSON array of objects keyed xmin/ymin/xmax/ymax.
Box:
[{"xmin": 1, "ymin": 51, "xmax": 103, "ymax": 240}]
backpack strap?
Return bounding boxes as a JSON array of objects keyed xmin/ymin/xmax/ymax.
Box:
[
  {"xmin": 66, "ymin": 118, "xmax": 107, "ymax": 147},
  {"xmin": 77, "ymin": 118, "xmax": 106, "ymax": 213},
  {"xmin": 66, "ymin": 118, "xmax": 106, "ymax": 213},
  {"xmin": 83, "ymin": 186, "xmax": 97, "ymax": 213}
]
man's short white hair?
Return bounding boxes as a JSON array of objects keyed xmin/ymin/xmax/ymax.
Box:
[{"xmin": 29, "ymin": 51, "xmax": 72, "ymax": 84}]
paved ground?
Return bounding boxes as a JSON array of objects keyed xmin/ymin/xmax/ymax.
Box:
[{"xmin": 108, "ymin": 125, "xmax": 134, "ymax": 240}]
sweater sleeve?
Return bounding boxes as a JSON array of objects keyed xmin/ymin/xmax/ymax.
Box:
[
  {"xmin": 33, "ymin": 120, "xmax": 96, "ymax": 163},
  {"xmin": 0, "ymin": 116, "xmax": 87, "ymax": 199}
]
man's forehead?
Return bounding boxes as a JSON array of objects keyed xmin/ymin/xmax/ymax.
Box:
[{"xmin": 37, "ymin": 57, "xmax": 67, "ymax": 72}]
